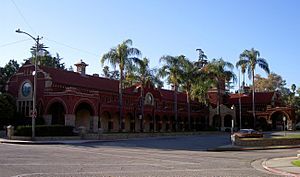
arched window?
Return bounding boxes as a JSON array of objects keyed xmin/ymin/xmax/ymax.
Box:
[{"xmin": 144, "ymin": 93, "xmax": 154, "ymax": 105}]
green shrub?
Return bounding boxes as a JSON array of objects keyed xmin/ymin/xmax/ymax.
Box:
[
  {"xmin": 202, "ymin": 126, "xmax": 218, "ymax": 131},
  {"xmin": 15, "ymin": 125, "xmax": 74, "ymax": 136}
]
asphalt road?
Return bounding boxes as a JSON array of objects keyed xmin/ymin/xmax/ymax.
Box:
[{"xmin": 0, "ymin": 134, "xmax": 297, "ymax": 177}]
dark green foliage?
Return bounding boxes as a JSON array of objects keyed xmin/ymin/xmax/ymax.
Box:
[
  {"xmin": 35, "ymin": 116, "xmax": 45, "ymax": 125},
  {"xmin": 0, "ymin": 60, "xmax": 19, "ymax": 92},
  {"xmin": 202, "ymin": 126, "xmax": 218, "ymax": 131},
  {"xmin": 15, "ymin": 125, "xmax": 74, "ymax": 136},
  {"xmin": 0, "ymin": 93, "xmax": 15, "ymax": 123}
]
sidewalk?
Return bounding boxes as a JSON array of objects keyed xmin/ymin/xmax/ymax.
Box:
[
  {"xmin": 0, "ymin": 138, "xmax": 114, "ymax": 145},
  {"xmin": 208, "ymin": 144, "xmax": 300, "ymax": 176},
  {"xmin": 262, "ymin": 157, "xmax": 300, "ymax": 177},
  {"xmin": 207, "ymin": 144, "xmax": 300, "ymax": 151}
]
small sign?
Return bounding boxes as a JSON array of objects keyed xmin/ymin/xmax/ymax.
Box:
[{"xmin": 30, "ymin": 109, "xmax": 37, "ymax": 118}]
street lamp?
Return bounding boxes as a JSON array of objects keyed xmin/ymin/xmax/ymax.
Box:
[
  {"xmin": 231, "ymin": 105, "xmax": 235, "ymax": 134},
  {"xmin": 16, "ymin": 29, "xmax": 42, "ymax": 140},
  {"xmin": 283, "ymin": 116, "xmax": 286, "ymax": 136}
]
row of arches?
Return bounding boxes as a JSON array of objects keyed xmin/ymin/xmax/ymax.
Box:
[
  {"xmin": 211, "ymin": 111, "xmax": 291, "ymax": 131},
  {"xmin": 100, "ymin": 111, "xmax": 206, "ymax": 132},
  {"xmin": 44, "ymin": 100, "xmax": 206, "ymax": 132},
  {"xmin": 44, "ymin": 100, "xmax": 292, "ymax": 132}
]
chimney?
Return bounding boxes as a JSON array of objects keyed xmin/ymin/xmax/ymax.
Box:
[
  {"xmin": 74, "ymin": 59, "xmax": 88, "ymax": 76},
  {"xmin": 92, "ymin": 73, "xmax": 99, "ymax": 77}
]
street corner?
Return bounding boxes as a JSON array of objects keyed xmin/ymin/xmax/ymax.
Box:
[{"xmin": 262, "ymin": 157, "xmax": 300, "ymax": 177}]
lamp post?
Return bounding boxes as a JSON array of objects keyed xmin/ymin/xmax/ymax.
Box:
[
  {"xmin": 231, "ymin": 105, "xmax": 235, "ymax": 134},
  {"xmin": 283, "ymin": 116, "xmax": 286, "ymax": 136},
  {"xmin": 16, "ymin": 29, "xmax": 42, "ymax": 140}
]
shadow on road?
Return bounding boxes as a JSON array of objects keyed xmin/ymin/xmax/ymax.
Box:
[{"xmin": 68, "ymin": 134, "xmax": 231, "ymax": 151}]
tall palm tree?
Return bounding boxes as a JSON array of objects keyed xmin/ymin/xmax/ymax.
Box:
[
  {"xmin": 236, "ymin": 48, "xmax": 270, "ymax": 129},
  {"xmin": 178, "ymin": 56, "xmax": 198, "ymax": 131},
  {"xmin": 133, "ymin": 57, "xmax": 162, "ymax": 132},
  {"xmin": 291, "ymin": 84, "xmax": 296, "ymax": 93},
  {"xmin": 101, "ymin": 39, "xmax": 141, "ymax": 131},
  {"xmin": 205, "ymin": 58, "xmax": 236, "ymax": 130},
  {"xmin": 236, "ymin": 62, "xmax": 247, "ymax": 130},
  {"xmin": 159, "ymin": 55, "xmax": 183, "ymax": 131}
]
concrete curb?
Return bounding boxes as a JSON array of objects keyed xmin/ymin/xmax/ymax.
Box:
[
  {"xmin": 0, "ymin": 139, "xmax": 118, "ymax": 145},
  {"xmin": 262, "ymin": 158, "xmax": 300, "ymax": 177},
  {"xmin": 207, "ymin": 145, "xmax": 300, "ymax": 152}
]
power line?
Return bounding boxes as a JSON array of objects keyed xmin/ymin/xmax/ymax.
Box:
[
  {"xmin": 11, "ymin": 0, "xmax": 36, "ymax": 35},
  {"xmin": 0, "ymin": 39, "xmax": 31, "ymax": 48},
  {"xmin": 44, "ymin": 37, "xmax": 99, "ymax": 57}
]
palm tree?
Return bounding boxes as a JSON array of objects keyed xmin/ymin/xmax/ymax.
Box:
[
  {"xmin": 101, "ymin": 39, "xmax": 141, "ymax": 131},
  {"xmin": 158, "ymin": 55, "xmax": 183, "ymax": 131},
  {"xmin": 133, "ymin": 57, "xmax": 162, "ymax": 132},
  {"xmin": 124, "ymin": 59, "xmax": 138, "ymax": 87},
  {"xmin": 178, "ymin": 56, "xmax": 198, "ymax": 131},
  {"xmin": 291, "ymin": 84, "xmax": 296, "ymax": 93},
  {"xmin": 205, "ymin": 58, "xmax": 236, "ymax": 130},
  {"xmin": 236, "ymin": 48, "xmax": 270, "ymax": 129},
  {"xmin": 236, "ymin": 62, "xmax": 247, "ymax": 130}
]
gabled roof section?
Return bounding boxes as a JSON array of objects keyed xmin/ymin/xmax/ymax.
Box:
[
  {"xmin": 159, "ymin": 89, "xmax": 187, "ymax": 102},
  {"xmin": 40, "ymin": 66, "xmax": 119, "ymax": 92},
  {"xmin": 228, "ymin": 92, "xmax": 275, "ymax": 105}
]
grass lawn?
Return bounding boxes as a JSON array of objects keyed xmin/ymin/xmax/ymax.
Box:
[{"xmin": 291, "ymin": 160, "xmax": 300, "ymax": 167}]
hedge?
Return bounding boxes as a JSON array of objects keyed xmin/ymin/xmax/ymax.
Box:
[{"xmin": 15, "ymin": 125, "xmax": 75, "ymax": 137}]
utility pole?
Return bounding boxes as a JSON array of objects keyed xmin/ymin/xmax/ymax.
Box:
[{"xmin": 16, "ymin": 29, "xmax": 42, "ymax": 140}]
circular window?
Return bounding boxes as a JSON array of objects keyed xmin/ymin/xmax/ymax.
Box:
[{"xmin": 22, "ymin": 82, "xmax": 32, "ymax": 97}]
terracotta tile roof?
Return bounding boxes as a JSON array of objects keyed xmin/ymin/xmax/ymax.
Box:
[
  {"xmin": 159, "ymin": 89, "xmax": 187, "ymax": 102},
  {"xmin": 40, "ymin": 66, "xmax": 119, "ymax": 92},
  {"xmin": 228, "ymin": 92, "xmax": 275, "ymax": 105}
]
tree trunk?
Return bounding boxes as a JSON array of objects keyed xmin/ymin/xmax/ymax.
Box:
[
  {"xmin": 119, "ymin": 68, "xmax": 123, "ymax": 132},
  {"xmin": 187, "ymin": 90, "xmax": 191, "ymax": 131},
  {"xmin": 174, "ymin": 85, "xmax": 178, "ymax": 132},
  {"xmin": 217, "ymin": 82, "xmax": 221, "ymax": 131},
  {"xmin": 140, "ymin": 85, "xmax": 144, "ymax": 132},
  {"xmin": 252, "ymin": 70, "xmax": 256, "ymax": 129}
]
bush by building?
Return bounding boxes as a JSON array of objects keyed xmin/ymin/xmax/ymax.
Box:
[{"xmin": 15, "ymin": 125, "xmax": 75, "ymax": 137}]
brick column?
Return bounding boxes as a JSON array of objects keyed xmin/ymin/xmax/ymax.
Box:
[
  {"xmin": 65, "ymin": 114, "xmax": 75, "ymax": 127},
  {"xmin": 43, "ymin": 114, "xmax": 52, "ymax": 125},
  {"xmin": 92, "ymin": 116, "xmax": 99, "ymax": 132}
]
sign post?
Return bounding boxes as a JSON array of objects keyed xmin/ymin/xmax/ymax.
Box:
[{"xmin": 283, "ymin": 116, "xmax": 286, "ymax": 136}]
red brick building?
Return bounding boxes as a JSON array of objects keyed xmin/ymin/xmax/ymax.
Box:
[
  {"xmin": 7, "ymin": 60, "xmax": 207, "ymax": 132},
  {"xmin": 6, "ymin": 61, "xmax": 295, "ymax": 132},
  {"xmin": 226, "ymin": 87, "xmax": 295, "ymax": 130}
]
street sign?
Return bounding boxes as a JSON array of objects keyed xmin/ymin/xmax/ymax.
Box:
[{"xmin": 30, "ymin": 109, "xmax": 37, "ymax": 118}]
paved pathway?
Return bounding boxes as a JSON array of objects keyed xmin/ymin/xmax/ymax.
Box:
[{"xmin": 263, "ymin": 157, "xmax": 300, "ymax": 177}]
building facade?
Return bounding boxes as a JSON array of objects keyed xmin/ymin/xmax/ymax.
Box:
[
  {"xmin": 7, "ymin": 60, "xmax": 208, "ymax": 133},
  {"xmin": 6, "ymin": 61, "xmax": 295, "ymax": 132}
]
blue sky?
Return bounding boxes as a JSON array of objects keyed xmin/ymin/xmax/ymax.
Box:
[{"xmin": 1, "ymin": 0, "xmax": 299, "ymax": 90}]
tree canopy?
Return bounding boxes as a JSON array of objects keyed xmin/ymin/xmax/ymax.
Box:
[
  {"xmin": 254, "ymin": 72, "xmax": 286, "ymax": 92},
  {"xmin": 0, "ymin": 60, "xmax": 19, "ymax": 92}
]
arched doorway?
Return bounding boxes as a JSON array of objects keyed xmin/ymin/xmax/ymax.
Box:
[
  {"xmin": 224, "ymin": 115, "xmax": 232, "ymax": 128},
  {"xmin": 144, "ymin": 114, "xmax": 152, "ymax": 132},
  {"xmin": 75, "ymin": 102, "xmax": 94, "ymax": 130},
  {"xmin": 258, "ymin": 117, "xmax": 270, "ymax": 131},
  {"xmin": 170, "ymin": 116, "xmax": 176, "ymax": 131},
  {"xmin": 271, "ymin": 111, "xmax": 287, "ymax": 130},
  {"xmin": 156, "ymin": 115, "xmax": 162, "ymax": 132},
  {"xmin": 178, "ymin": 116, "xmax": 184, "ymax": 131},
  {"xmin": 48, "ymin": 102, "xmax": 65, "ymax": 125},
  {"xmin": 125, "ymin": 113, "xmax": 134, "ymax": 132},
  {"xmin": 213, "ymin": 115, "xmax": 221, "ymax": 129},
  {"xmin": 100, "ymin": 111, "xmax": 112, "ymax": 132},
  {"xmin": 163, "ymin": 115, "xmax": 169, "ymax": 132}
]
